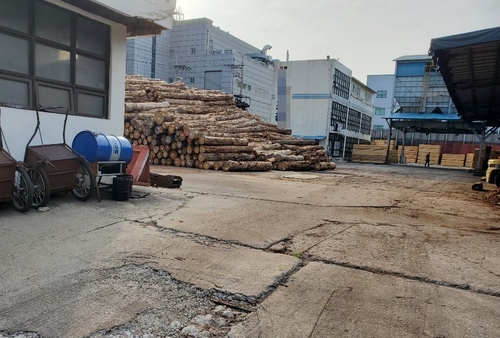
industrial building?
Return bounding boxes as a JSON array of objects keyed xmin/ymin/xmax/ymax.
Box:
[
  {"xmin": 126, "ymin": 18, "xmax": 277, "ymax": 123},
  {"xmin": 368, "ymin": 55, "xmax": 500, "ymax": 148},
  {"xmin": 0, "ymin": 0, "xmax": 175, "ymax": 160},
  {"xmin": 277, "ymin": 59, "xmax": 374, "ymax": 159}
]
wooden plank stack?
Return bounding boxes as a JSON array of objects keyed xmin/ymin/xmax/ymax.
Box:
[
  {"xmin": 465, "ymin": 153, "xmax": 474, "ymax": 168},
  {"xmin": 352, "ymin": 145, "xmax": 398, "ymax": 164},
  {"xmin": 440, "ymin": 154, "xmax": 465, "ymax": 167},
  {"xmin": 397, "ymin": 146, "xmax": 418, "ymax": 163},
  {"xmin": 372, "ymin": 139, "xmax": 396, "ymax": 149},
  {"xmin": 123, "ymin": 75, "xmax": 335, "ymax": 172},
  {"xmin": 417, "ymin": 144, "xmax": 441, "ymax": 165}
]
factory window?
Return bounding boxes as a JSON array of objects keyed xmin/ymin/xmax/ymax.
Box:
[
  {"xmin": 360, "ymin": 114, "xmax": 372, "ymax": 135},
  {"xmin": 189, "ymin": 77, "xmax": 195, "ymax": 83},
  {"xmin": 0, "ymin": 0, "xmax": 110, "ymax": 118},
  {"xmin": 375, "ymin": 108, "xmax": 385, "ymax": 115},
  {"xmin": 169, "ymin": 49, "xmax": 175, "ymax": 56},
  {"xmin": 352, "ymin": 84, "xmax": 361, "ymax": 97},
  {"xmin": 331, "ymin": 101, "xmax": 348, "ymax": 127},
  {"xmin": 347, "ymin": 108, "xmax": 361, "ymax": 132},
  {"xmin": 333, "ymin": 69, "xmax": 350, "ymax": 100},
  {"xmin": 191, "ymin": 47, "xmax": 196, "ymax": 54},
  {"xmin": 373, "ymin": 125, "xmax": 384, "ymax": 130},
  {"xmin": 376, "ymin": 90, "xmax": 387, "ymax": 98}
]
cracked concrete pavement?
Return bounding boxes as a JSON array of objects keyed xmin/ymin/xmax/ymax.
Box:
[{"xmin": 1, "ymin": 163, "xmax": 500, "ymax": 337}]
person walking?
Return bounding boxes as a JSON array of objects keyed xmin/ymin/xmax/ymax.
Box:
[{"xmin": 425, "ymin": 152, "xmax": 430, "ymax": 167}]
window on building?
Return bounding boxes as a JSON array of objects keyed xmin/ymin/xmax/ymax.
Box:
[
  {"xmin": 373, "ymin": 125, "xmax": 384, "ymax": 130},
  {"xmin": 0, "ymin": 0, "xmax": 110, "ymax": 118},
  {"xmin": 376, "ymin": 90, "xmax": 387, "ymax": 98},
  {"xmin": 352, "ymin": 84, "xmax": 360, "ymax": 97},
  {"xmin": 191, "ymin": 47, "xmax": 196, "ymax": 54},
  {"xmin": 347, "ymin": 108, "xmax": 361, "ymax": 132},
  {"xmin": 189, "ymin": 77, "xmax": 195, "ymax": 83},
  {"xmin": 375, "ymin": 108, "xmax": 385, "ymax": 115},
  {"xmin": 169, "ymin": 49, "xmax": 175, "ymax": 56},
  {"xmin": 364, "ymin": 93, "xmax": 373, "ymax": 102},
  {"xmin": 331, "ymin": 101, "xmax": 348, "ymax": 127},
  {"xmin": 333, "ymin": 69, "xmax": 350, "ymax": 100},
  {"xmin": 360, "ymin": 114, "xmax": 372, "ymax": 135}
]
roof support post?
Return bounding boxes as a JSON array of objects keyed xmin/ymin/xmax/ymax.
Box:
[
  {"xmin": 474, "ymin": 121, "xmax": 486, "ymax": 172},
  {"xmin": 400, "ymin": 128, "xmax": 406, "ymax": 164},
  {"xmin": 386, "ymin": 119, "xmax": 392, "ymax": 164}
]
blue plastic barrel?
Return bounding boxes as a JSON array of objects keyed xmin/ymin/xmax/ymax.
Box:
[{"xmin": 71, "ymin": 131, "xmax": 133, "ymax": 163}]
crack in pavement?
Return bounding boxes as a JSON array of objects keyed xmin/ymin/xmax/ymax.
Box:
[
  {"xmin": 181, "ymin": 189, "xmax": 399, "ymax": 209},
  {"xmin": 302, "ymin": 257, "xmax": 500, "ymax": 299}
]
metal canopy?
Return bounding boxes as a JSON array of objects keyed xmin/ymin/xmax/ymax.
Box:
[
  {"xmin": 61, "ymin": 0, "xmax": 165, "ymax": 36},
  {"xmin": 383, "ymin": 113, "xmax": 485, "ymax": 134},
  {"xmin": 429, "ymin": 27, "xmax": 500, "ymax": 126}
]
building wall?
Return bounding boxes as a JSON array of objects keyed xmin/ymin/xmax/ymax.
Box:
[
  {"xmin": 367, "ymin": 74, "xmax": 395, "ymax": 135},
  {"xmin": 2, "ymin": 0, "xmax": 128, "ymax": 160},
  {"xmin": 279, "ymin": 59, "xmax": 374, "ymax": 157}
]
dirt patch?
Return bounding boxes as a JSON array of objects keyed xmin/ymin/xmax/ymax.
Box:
[{"xmin": 484, "ymin": 188, "xmax": 500, "ymax": 207}]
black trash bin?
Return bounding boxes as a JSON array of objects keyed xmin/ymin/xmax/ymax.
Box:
[{"xmin": 112, "ymin": 175, "xmax": 133, "ymax": 201}]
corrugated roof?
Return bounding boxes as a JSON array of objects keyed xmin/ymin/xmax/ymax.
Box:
[
  {"xmin": 393, "ymin": 55, "xmax": 431, "ymax": 62},
  {"xmin": 383, "ymin": 113, "xmax": 461, "ymax": 121},
  {"xmin": 429, "ymin": 26, "xmax": 500, "ymax": 126}
]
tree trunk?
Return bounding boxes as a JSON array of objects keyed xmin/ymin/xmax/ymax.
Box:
[
  {"xmin": 199, "ymin": 145, "xmax": 254, "ymax": 153},
  {"xmin": 198, "ymin": 153, "xmax": 256, "ymax": 162},
  {"xmin": 198, "ymin": 136, "xmax": 249, "ymax": 146},
  {"xmin": 221, "ymin": 161, "xmax": 273, "ymax": 172},
  {"xmin": 314, "ymin": 162, "xmax": 337, "ymax": 171}
]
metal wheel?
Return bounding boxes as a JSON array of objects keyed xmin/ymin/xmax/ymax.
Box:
[
  {"xmin": 12, "ymin": 167, "xmax": 34, "ymax": 212},
  {"xmin": 29, "ymin": 166, "xmax": 50, "ymax": 208},
  {"xmin": 71, "ymin": 160, "xmax": 95, "ymax": 201}
]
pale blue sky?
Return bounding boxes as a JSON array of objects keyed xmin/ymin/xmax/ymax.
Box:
[{"xmin": 175, "ymin": 0, "xmax": 499, "ymax": 83}]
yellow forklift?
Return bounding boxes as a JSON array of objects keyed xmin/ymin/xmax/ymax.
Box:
[{"xmin": 486, "ymin": 159, "xmax": 500, "ymax": 187}]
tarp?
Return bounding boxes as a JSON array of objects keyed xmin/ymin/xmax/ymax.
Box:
[{"xmin": 429, "ymin": 26, "xmax": 500, "ymax": 53}]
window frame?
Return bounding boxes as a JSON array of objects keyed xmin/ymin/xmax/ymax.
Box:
[
  {"xmin": 0, "ymin": 0, "xmax": 110, "ymax": 118},
  {"xmin": 376, "ymin": 90, "xmax": 387, "ymax": 98}
]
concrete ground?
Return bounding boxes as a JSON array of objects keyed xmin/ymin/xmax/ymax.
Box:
[{"xmin": 0, "ymin": 163, "xmax": 499, "ymax": 337}]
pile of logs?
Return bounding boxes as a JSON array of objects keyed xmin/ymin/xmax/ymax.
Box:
[{"xmin": 124, "ymin": 75, "xmax": 336, "ymax": 172}]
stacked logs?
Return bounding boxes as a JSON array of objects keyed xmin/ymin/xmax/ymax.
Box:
[{"xmin": 124, "ymin": 75, "xmax": 336, "ymax": 172}]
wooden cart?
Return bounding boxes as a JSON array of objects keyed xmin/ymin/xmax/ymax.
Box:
[
  {"xmin": 24, "ymin": 106, "xmax": 95, "ymax": 207},
  {"xmin": 0, "ymin": 111, "xmax": 33, "ymax": 212}
]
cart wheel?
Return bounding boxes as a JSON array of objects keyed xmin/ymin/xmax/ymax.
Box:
[
  {"xmin": 71, "ymin": 160, "xmax": 95, "ymax": 201},
  {"xmin": 12, "ymin": 167, "xmax": 34, "ymax": 212},
  {"xmin": 29, "ymin": 166, "xmax": 50, "ymax": 208}
]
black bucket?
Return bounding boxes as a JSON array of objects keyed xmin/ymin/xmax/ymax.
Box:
[{"xmin": 112, "ymin": 175, "xmax": 133, "ymax": 201}]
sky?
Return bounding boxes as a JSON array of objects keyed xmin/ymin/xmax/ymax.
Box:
[{"xmin": 175, "ymin": 0, "xmax": 499, "ymax": 83}]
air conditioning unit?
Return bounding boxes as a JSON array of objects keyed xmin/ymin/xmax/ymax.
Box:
[{"xmin": 224, "ymin": 49, "xmax": 233, "ymax": 54}]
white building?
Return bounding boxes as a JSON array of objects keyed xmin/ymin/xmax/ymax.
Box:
[
  {"xmin": 367, "ymin": 74, "xmax": 395, "ymax": 138},
  {"xmin": 127, "ymin": 18, "xmax": 277, "ymax": 123},
  {"xmin": 0, "ymin": 0, "xmax": 176, "ymax": 160},
  {"xmin": 277, "ymin": 59, "xmax": 374, "ymax": 159}
]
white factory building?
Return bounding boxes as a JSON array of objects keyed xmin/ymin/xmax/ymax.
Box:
[
  {"xmin": 127, "ymin": 18, "xmax": 277, "ymax": 123},
  {"xmin": 0, "ymin": 0, "xmax": 176, "ymax": 160},
  {"xmin": 277, "ymin": 59, "xmax": 374, "ymax": 159}
]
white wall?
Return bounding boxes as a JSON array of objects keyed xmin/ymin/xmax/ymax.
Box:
[
  {"xmin": 2, "ymin": 2, "xmax": 128, "ymax": 160},
  {"xmin": 93, "ymin": 0, "xmax": 176, "ymax": 29},
  {"xmin": 367, "ymin": 74, "xmax": 395, "ymax": 130},
  {"xmin": 281, "ymin": 60, "xmax": 335, "ymax": 138}
]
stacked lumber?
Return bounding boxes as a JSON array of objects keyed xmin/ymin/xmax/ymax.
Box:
[
  {"xmin": 440, "ymin": 154, "xmax": 465, "ymax": 167},
  {"xmin": 352, "ymin": 145, "xmax": 398, "ymax": 164},
  {"xmin": 372, "ymin": 139, "xmax": 396, "ymax": 149},
  {"xmin": 124, "ymin": 75, "xmax": 335, "ymax": 172},
  {"xmin": 397, "ymin": 146, "xmax": 418, "ymax": 163},
  {"xmin": 465, "ymin": 153, "xmax": 474, "ymax": 168},
  {"xmin": 417, "ymin": 144, "xmax": 441, "ymax": 165}
]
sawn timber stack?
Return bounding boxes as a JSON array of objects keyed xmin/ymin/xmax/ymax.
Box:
[{"xmin": 124, "ymin": 75, "xmax": 336, "ymax": 172}]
